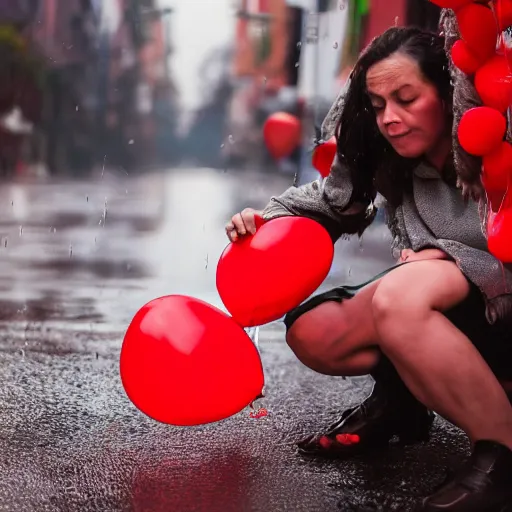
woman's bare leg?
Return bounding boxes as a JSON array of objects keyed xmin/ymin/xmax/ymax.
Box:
[
  {"xmin": 372, "ymin": 260, "xmax": 512, "ymax": 449},
  {"xmin": 286, "ymin": 279, "xmax": 382, "ymax": 376}
]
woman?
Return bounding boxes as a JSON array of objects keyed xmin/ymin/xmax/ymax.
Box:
[{"xmin": 225, "ymin": 22, "xmax": 512, "ymax": 512}]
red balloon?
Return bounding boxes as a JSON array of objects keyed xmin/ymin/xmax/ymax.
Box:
[
  {"xmin": 312, "ymin": 136, "xmax": 337, "ymax": 178},
  {"xmin": 475, "ymin": 55, "xmax": 512, "ymax": 112},
  {"xmin": 494, "ymin": 0, "xmax": 512, "ymax": 31},
  {"xmin": 458, "ymin": 107, "xmax": 506, "ymax": 156},
  {"xmin": 263, "ymin": 112, "xmax": 301, "ymax": 160},
  {"xmin": 120, "ymin": 295, "xmax": 264, "ymax": 426},
  {"xmin": 429, "ymin": 0, "xmax": 473, "ymax": 9},
  {"xmin": 488, "ymin": 188, "xmax": 512, "ymax": 262},
  {"xmin": 451, "ymin": 40, "xmax": 484, "ymax": 75},
  {"xmin": 216, "ymin": 216, "xmax": 334, "ymax": 327},
  {"xmin": 457, "ymin": 3, "xmax": 498, "ymax": 63},
  {"xmin": 483, "ymin": 142, "xmax": 512, "ymax": 211}
]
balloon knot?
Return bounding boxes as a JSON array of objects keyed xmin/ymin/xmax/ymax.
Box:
[{"xmin": 249, "ymin": 407, "xmax": 268, "ymax": 419}]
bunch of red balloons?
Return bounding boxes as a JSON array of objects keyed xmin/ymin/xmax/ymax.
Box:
[
  {"xmin": 120, "ymin": 216, "xmax": 334, "ymax": 427},
  {"xmin": 431, "ymin": 0, "xmax": 512, "ymax": 261}
]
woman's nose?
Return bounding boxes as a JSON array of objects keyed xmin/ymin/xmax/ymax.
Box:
[{"xmin": 383, "ymin": 104, "xmax": 401, "ymax": 125}]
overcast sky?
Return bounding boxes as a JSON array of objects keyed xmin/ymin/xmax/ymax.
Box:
[{"xmin": 159, "ymin": 0, "xmax": 235, "ymax": 110}]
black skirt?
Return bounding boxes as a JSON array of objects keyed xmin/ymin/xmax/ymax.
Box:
[{"xmin": 284, "ymin": 265, "xmax": 512, "ymax": 381}]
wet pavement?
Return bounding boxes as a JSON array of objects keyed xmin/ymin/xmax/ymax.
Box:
[{"xmin": 0, "ymin": 167, "xmax": 471, "ymax": 512}]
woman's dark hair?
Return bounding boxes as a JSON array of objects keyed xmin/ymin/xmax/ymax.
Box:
[{"xmin": 336, "ymin": 26, "xmax": 452, "ymax": 206}]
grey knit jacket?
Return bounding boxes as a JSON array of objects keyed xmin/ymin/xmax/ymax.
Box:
[{"xmin": 261, "ymin": 9, "xmax": 512, "ymax": 324}]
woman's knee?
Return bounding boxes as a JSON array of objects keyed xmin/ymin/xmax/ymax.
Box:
[
  {"xmin": 373, "ymin": 261, "xmax": 469, "ymax": 319},
  {"xmin": 371, "ymin": 277, "xmax": 428, "ymax": 327},
  {"xmin": 285, "ymin": 302, "xmax": 351, "ymax": 374}
]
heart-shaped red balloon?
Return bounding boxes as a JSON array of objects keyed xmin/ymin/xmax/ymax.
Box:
[
  {"xmin": 263, "ymin": 112, "xmax": 301, "ymax": 160},
  {"xmin": 488, "ymin": 188, "xmax": 512, "ymax": 262},
  {"xmin": 457, "ymin": 3, "xmax": 498, "ymax": 63},
  {"xmin": 429, "ymin": 0, "xmax": 473, "ymax": 9},
  {"xmin": 494, "ymin": 0, "xmax": 512, "ymax": 31},
  {"xmin": 451, "ymin": 39, "xmax": 484, "ymax": 75},
  {"xmin": 216, "ymin": 216, "xmax": 334, "ymax": 327},
  {"xmin": 458, "ymin": 107, "xmax": 506, "ymax": 156},
  {"xmin": 483, "ymin": 142, "xmax": 512, "ymax": 211},
  {"xmin": 312, "ymin": 136, "xmax": 337, "ymax": 178},
  {"xmin": 475, "ymin": 54, "xmax": 512, "ymax": 113},
  {"xmin": 120, "ymin": 295, "xmax": 264, "ymax": 425}
]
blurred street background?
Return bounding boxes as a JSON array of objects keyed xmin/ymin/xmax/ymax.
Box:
[{"xmin": 0, "ymin": 1, "xmax": 473, "ymax": 511}]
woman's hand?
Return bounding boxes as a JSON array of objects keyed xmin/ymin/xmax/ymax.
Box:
[
  {"xmin": 225, "ymin": 208, "xmax": 263, "ymax": 242},
  {"xmin": 399, "ymin": 248, "xmax": 449, "ymax": 263}
]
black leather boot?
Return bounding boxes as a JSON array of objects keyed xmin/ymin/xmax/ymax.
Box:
[
  {"xmin": 420, "ymin": 440, "xmax": 512, "ymax": 511},
  {"xmin": 298, "ymin": 355, "xmax": 434, "ymax": 458}
]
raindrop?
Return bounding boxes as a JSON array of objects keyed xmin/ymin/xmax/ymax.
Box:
[
  {"xmin": 394, "ymin": 16, "xmax": 399, "ymax": 26},
  {"xmin": 296, "ymin": 41, "xmax": 302, "ymax": 49},
  {"xmin": 69, "ymin": 245, "xmax": 73, "ymax": 258},
  {"xmin": 19, "ymin": 349, "xmax": 25, "ymax": 360},
  {"xmin": 228, "ymin": 135, "xmax": 235, "ymax": 144},
  {"xmin": 220, "ymin": 143, "xmax": 225, "ymax": 148},
  {"xmin": 128, "ymin": 139, "xmax": 134, "ymax": 145},
  {"xmin": 205, "ymin": 254, "xmax": 209, "ymax": 270},
  {"xmin": 339, "ymin": 0, "xmax": 346, "ymax": 9},
  {"xmin": 11, "ymin": 200, "xmax": 13, "ymax": 207},
  {"xmin": 76, "ymin": 105, "xmax": 79, "ymax": 111},
  {"xmin": 333, "ymin": 41, "xmax": 339, "ymax": 49},
  {"xmin": 263, "ymin": 76, "xmax": 267, "ymax": 84},
  {"xmin": 3, "ymin": 239, "xmax": 7, "ymax": 248},
  {"xmin": 19, "ymin": 225, "xmax": 23, "ymax": 237},
  {"xmin": 103, "ymin": 198, "xmax": 108, "ymax": 226},
  {"xmin": 86, "ymin": 195, "xmax": 89, "ymax": 202},
  {"xmin": 295, "ymin": 62, "xmax": 300, "ymax": 68},
  {"xmin": 126, "ymin": 263, "xmax": 132, "ymax": 272}
]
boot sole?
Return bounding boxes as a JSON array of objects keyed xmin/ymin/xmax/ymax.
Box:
[{"xmin": 297, "ymin": 430, "xmax": 431, "ymax": 459}]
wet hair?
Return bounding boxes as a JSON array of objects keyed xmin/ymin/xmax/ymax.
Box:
[
  {"xmin": 440, "ymin": 8, "xmax": 485, "ymax": 199},
  {"xmin": 336, "ymin": 26, "xmax": 453, "ymax": 206}
]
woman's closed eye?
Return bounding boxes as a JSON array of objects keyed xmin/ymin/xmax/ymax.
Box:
[
  {"xmin": 397, "ymin": 96, "xmax": 417, "ymax": 105},
  {"xmin": 371, "ymin": 98, "xmax": 416, "ymax": 112}
]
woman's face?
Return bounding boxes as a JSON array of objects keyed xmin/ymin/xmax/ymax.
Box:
[{"xmin": 366, "ymin": 52, "xmax": 449, "ymax": 161}]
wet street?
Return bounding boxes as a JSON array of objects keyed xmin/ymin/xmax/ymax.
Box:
[{"xmin": 0, "ymin": 167, "xmax": 470, "ymax": 512}]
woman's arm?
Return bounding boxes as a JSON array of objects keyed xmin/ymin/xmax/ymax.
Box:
[{"xmin": 261, "ymin": 156, "xmax": 376, "ymax": 242}]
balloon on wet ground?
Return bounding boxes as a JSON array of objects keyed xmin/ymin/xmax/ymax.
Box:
[{"xmin": 120, "ymin": 295, "xmax": 265, "ymax": 426}]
